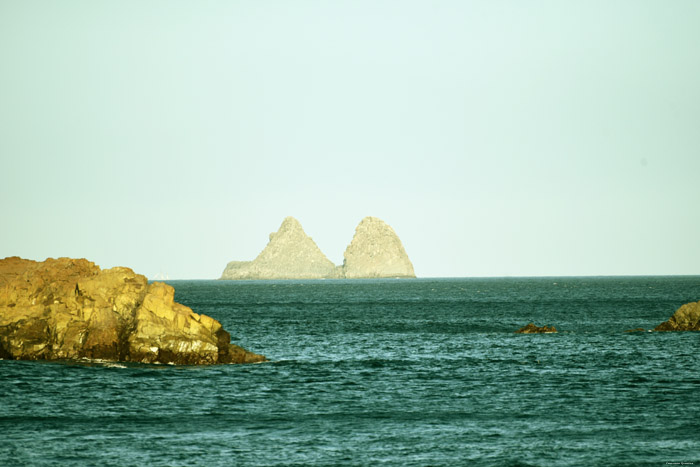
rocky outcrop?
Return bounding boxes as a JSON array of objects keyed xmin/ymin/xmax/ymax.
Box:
[
  {"xmin": 220, "ymin": 217, "xmax": 339, "ymax": 280},
  {"xmin": 341, "ymin": 217, "xmax": 415, "ymax": 279},
  {"xmin": 654, "ymin": 301, "xmax": 700, "ymax": 331},
  {"xmin": 0, "ymin": 256, "xmax": 265, "ymax": 364},
  {"xmin": 515, "ymin": 323, "xmax": 557, "ymax": 334},
  {"xmin": 220, "ymin": 216, "xmax": 416, "ymax": 280}
]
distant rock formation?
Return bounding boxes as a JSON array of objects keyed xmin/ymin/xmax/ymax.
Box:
[
  {"xmin": 0, "ymin": 257, "xmax": 265, "ymax": 365},
  {"xmin": 220, "ymin": 217, "xmax": 340, "ymax": 280},
  {"xmin": 654, "ymin": 300, "xmax": 700, "ymax": 331},
  {"xmin": 219, "ymin": 216, "xmax": 416, "ymax": 280},
  {"xmin": 341, "ymin": 217, "xmax": 415, "ymax": 279},
  {"xmin": 515, "ymin": 323, "xmax": 558, "ymax": 334}
]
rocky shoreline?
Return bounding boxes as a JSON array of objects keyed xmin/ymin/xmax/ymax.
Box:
[
  {"xmin": 0, "ymin": 257, "xmax": 265, "ymax": 365},
  {"xmin": 3, "ymin": 255, "xmax": 697, "ymax": 368}
]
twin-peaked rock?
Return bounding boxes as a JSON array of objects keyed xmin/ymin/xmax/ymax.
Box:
[{"xmin": 220, "ymin": 216, "xmax": 415, "ymax": 280}]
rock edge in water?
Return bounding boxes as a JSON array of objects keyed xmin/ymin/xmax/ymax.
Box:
[
  {"xmin": 654, "ymin": 300, "xmax": 700, "ymax": 331},
  {"xmin": 515, "ymin": 323, "xmax": 558, "ymax": 334},
  {"xmin": 0, "ymin": 256, "xmax": 265, "ymax": 365}
]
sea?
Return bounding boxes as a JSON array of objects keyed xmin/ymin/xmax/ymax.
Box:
[{"xmin": 2, "ymin": 277, "xmax": 700, "ymax": 466}]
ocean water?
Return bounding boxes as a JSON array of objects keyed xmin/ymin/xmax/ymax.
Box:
[{"xmin": 2, "ymin": 277, "xmax": 700, "ymax": 466}]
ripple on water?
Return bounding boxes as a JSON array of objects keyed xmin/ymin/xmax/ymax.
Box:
[{"xmin": 2, "ymin": 277, "xmax": 700, "ymax": 466}]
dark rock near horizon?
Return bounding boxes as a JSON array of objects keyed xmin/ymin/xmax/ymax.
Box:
[
  {"xmin": 515, "ymin": 323, "xmax": 558, "ymax": 334},
  {"xmin": 0, "ymin": 256, "xmax": 265, "ymax": 365}
]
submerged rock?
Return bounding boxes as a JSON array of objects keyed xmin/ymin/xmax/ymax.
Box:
[
  {"xmin": 515, "ymin": 323, "xmax": 557, "ymax": 334},
  {"xmin": 341, "ymin": 217, "xmax": 415, "ymax": 279},
  {"xmin": 0, "ymin": 256, "xmax": 265, "ymax": 365},
  {"xmin": 654, "ymin": 300, "xmax": 700, "ymax": 331},
  {"xmin": 220, "ymin": 217, "xmax": 339, "ymax": 280}
]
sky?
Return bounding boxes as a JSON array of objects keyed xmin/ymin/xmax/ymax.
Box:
[{"xmin": 1, "ymin": 1, "xmax": 699, "ymax": 279}]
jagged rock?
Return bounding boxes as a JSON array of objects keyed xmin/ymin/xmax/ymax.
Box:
[
  {"xmin": 341, "ymin": 217, "xmax": 415, "ymax": 279},
  {"xmin": 220, "ymin": 217, "xmax": 339, "ymax": 280},
  {"xmin": 654, "ymin": 301, "xmax": 700, "ymax": 331},
  {"xmin": 515, "ymin": 323, "xmax": 557, "ymax": 334},
  {"xmin": 220, "ymin": 216, "xmax": 416, "ymax": 280},
  {"xmin": 0, "ymin": 256, "xmax": 265, "ymax": 364}
]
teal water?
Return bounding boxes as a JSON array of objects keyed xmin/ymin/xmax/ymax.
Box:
[{"xmin": 2, "ymin": 277, "xmax": 700, "ymax": 466}]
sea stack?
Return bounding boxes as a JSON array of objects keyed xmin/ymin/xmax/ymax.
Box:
[
  {"xmin": 0, "ymin": 256, "xmax": 265, "ymax": 365},
  {"xmin": 220, "ymin": 217, "xmax": 339, "ymax": 280},
  {"xmin": 654, "ymin": 300, "xmax": 700, "ymax": 331},
  {"xmin": 341, "ymin": 217, "xmax": 415, "ymax": 279}
]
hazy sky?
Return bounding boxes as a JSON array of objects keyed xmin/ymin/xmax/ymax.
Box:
[{"xmin": 1, "ymin": 1, "xmax": 699, "ymax": 279}]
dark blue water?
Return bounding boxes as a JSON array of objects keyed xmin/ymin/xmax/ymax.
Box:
[{"xmin": 2, "ymin": 277, "xmax": 700, "ymax": 466}]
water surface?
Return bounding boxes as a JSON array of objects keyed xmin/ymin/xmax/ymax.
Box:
[{"xmin": 2, "ymin": 277, "xmax": 699, "ymax": 466}]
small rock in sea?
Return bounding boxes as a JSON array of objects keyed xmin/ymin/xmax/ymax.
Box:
[
  {"xmin": 653, "ymin": 300, "xmax": 700, "ymax": 331},
  {"xmin": 514, "ymin": 323, "xmax": 557, "ymax": 334},
  {"xmin": 624, "ymin": 328, "xmax": 647, "ymax": 333}
]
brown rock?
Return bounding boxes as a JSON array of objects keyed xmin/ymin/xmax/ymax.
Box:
[
  {"xmin": 515, "ymin": 323, "xmax": 557, "ymax": 334},
  {"xmin": 654, "ymin": 301, "xmax": 700, "ymax": 331},
  {"xmin": 0, "ymin": 257, "xmax": 265, "ymax": 365}
]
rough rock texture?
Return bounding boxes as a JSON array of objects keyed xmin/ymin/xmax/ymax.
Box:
[
  {"xmin": 220, "ymin": 216, "xmax": 416, "ymax": 280},
  {"xmin": 341, "ymin": 217, "xmax": 415, "ymax": 279},
  {"xmin": 515, "ymin": 323, "xmax": 558, "ymax": 334},
  {"xmin": 654, "ymin": 301, "xmax": 700, "ymax": 331},
  {"xmin": 220, "ymin": 217, "xmax": 340, "ymax": 280},
  {"xmin": 0, "ymin": 257, "xmax": 265, "ymax": 364}
]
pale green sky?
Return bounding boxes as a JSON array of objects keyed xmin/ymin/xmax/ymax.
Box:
[{"xmin": 1, "ymin": 1, "xmax": 699, "ymax": 278}]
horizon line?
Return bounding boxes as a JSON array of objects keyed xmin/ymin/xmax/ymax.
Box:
[{"xmin": 154, "ymin": 273, "xmax": 700, "ymax": 281}]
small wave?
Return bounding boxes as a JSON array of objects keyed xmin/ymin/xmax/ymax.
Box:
[
  {"xmin": 75, "ymin": 358, "xmax": 131, "ymax": 369},
  {"xmin": 103, "ymin": 363, "xmax": 127, "ymax": 369},
  {"xmin": 268, "ymin": 359, "xmax": 297, "ymax": 365}
]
